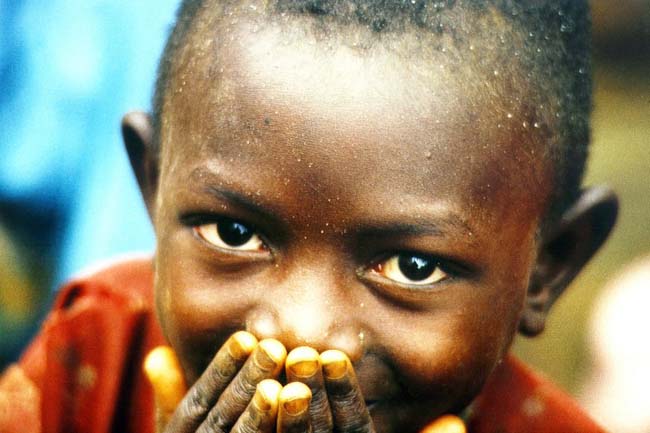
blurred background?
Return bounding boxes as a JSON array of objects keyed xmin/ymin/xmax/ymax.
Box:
[
  {"xmin": 0, "ymin": 0, "xmax": 175, "ymax": 364},
  {"xmin": 512, "ymin": 2, "xmax": 650, "ymax": 431},
  {"xmin": 0, "ymin": 1, "xmax": 649, "ymax": 431}
]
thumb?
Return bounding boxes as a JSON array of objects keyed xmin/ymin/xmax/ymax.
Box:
[
  {"xmin": 143, "ymin": 346, "xmax": 188, "ymax": 430},
  {"xmin": 420, "ymin": 414, "xmax": 467, "ymax": 433}
]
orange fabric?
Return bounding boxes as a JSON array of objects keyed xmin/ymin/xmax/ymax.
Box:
[
  {"xmin": 468, "ymin": 356, "xmax": 607, "ymax": 433},
  {"xmin": 1, "ymin": 258, "xmax": 164, "ymax": 433},
  {"xmin": 0, "ymin": 366, "xmax": 41, "ymax": 433},
  {"xmin": 0, "ymin": 258, "xmax": 606, "ymax": 433}
]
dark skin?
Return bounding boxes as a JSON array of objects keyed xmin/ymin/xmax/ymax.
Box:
[{"xmin": 123, "ymin": 16, "xmax": 618, "ymax": 433}]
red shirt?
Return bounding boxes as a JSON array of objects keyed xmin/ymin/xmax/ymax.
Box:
[{"xmin": 0, "ymin": 257, "xmax": 607, "ymax": 433}]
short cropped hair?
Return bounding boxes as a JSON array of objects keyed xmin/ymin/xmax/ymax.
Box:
[{"xmin": 152, "ymin": 0, "xmax": 592, "ymax": 226}]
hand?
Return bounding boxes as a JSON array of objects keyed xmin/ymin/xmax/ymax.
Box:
[
  {"xmin": 145, "ymin": 331, "xmax": 287, "ymax": 433},
  {"xmin": 144, "ymin": 333, "xmax": 464, "ymax": 433},
  {"xmin": 282, "ymin": 347, "xmax": 375, "ymax": 433}
]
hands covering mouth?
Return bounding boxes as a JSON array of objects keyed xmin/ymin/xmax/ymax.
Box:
[{"xmin": 144, "ymin": 331, "xmax": 465, "ymax": 433}]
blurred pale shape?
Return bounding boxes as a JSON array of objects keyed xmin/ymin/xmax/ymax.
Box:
[{"xmin": 581, "ymin": 256, "xmax": 650, "ymax": 433}]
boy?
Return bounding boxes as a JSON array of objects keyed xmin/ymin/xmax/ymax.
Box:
[{"xmin": 0, "ymin": 0, "xmax": 618, "ymax": 432}]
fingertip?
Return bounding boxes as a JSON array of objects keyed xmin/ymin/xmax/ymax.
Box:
[
  {"xmin": 279, "ymin": 382, "xmax": 312, "ymax": 416},
  {"xmin": 320, "ymin": 349, "xmax": 349, "ymax": 380},
  {"xmin": 144, "ymin": 346, "xmax": 174, "ymax": 380},
  {"xmin": 319, "ymin": 349, "xmax": 349, "ymax": 363},
  {"xmin": 421, "ymin": 414, "xmax": 467, "ymax": 433},
  {"xmin": 258, "ymin": 339, "xmax": 288, "ymax": 368},
  {"xmin": 286, "ymin": 346, "xmax": 320, "ymax": 378},
  {"xmin": 230, "ymin": 331, "xmax": 259, "ymax": 360},
  {"xmin": 142, "ymin": 346, "xmax": 186, "ymax": 417},
  {"xmin": 254, "ymin": 379, "xmax": 283, "ymax": 412},
  {"xmin": 143, "ymin": 346, "xmax": 185, "ymax": 388}
]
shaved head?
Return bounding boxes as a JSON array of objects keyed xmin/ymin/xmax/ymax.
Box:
[{"xmin": 152, "ymin": 0, "xmax": 591, "ymax": 227}]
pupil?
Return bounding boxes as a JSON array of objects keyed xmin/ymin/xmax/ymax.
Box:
[
  {"xmin": 398, "ymin": 254, "xmax": 435, "ymax": 281},
  {"xmin": 217, "ymin": 218, "xmax": 253, "ymax": 246}
]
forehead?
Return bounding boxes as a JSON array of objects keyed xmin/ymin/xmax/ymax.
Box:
[{"xmin": 159, "ymin": 16, "xmax": 550, "ymax": 231}]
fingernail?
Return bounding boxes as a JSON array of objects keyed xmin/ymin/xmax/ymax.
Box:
[
  {"xmin": 229, "ymin": 331, "xmax": 258, "ymax": 360},
  {"xmin": 320, "ymin": 350, "xmax": 348, "ymax": 380},
  {"xmin": 254, "ymin": 379, "xmax": 282, "ymax": 412},
  {"xmin": 280, "ymin": 382, "xmax": 311, "ymax": 416},
  {"xmin": 286, "ymin": 347, "xmax": 320, "ymax": 377},
  {"xmin": 256, "ymin": 339, "xmax": 287, "ymax": 370}
]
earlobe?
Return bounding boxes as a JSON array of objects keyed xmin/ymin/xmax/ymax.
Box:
[
  {"xmin": 122, "ymin": 111, "xmax": 158, "ymax": 221},
  {"xmin": 519, "ymin": 186, "xmax": 619, "ymax": 337}
]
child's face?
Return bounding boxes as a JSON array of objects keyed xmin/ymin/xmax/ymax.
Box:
[{"xmin": 151, "ymin": 22, "xmax": 551, "ymax": 432}]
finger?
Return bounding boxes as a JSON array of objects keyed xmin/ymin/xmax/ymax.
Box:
[
  {"xmin": 167, "ymin": 331, "xmax": 258, "ymax": 433},
  {"xmin": 230, "ymin": 379, "xmax": 283, "ymax": 433},
  {"xmin": 197, "ymin": 338, "xmax": 287, "ymax": 433},
  {"xmin": 321, "ymin": 350, "xmax": 375, "ymax": 433},
  {"xmin": 277, "ymin": 382, "xmax": 312, "ymax": 433},
  {"xmin": 143, "ymin": 346, "xmax": 187, "ymax": 427},
  {"xmin": 420, "ymin": 415, "xmax": 467, "ymax": 433},
  {"xmin": 286, "ymin": 347, "xmax": 332, "ymax": 433}
]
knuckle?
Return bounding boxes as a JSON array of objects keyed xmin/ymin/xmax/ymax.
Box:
[
  {"xmin": 330, "ymin": 393, "xmax": 374, "ymax": 433},
  {"xmin": 231, "ymin": 376, "xmax": 257, "ymax": 404},
  {"xmin": 339, "ymin": 420, "xmax": 374, "ymax": 433},
  {"xmin": 311, "ymin": 414, "xmax": 333, "ymax": 433},
  {"xmin": 330, "ymin": 389, "xmax": 357, "ymax": 405},
  {"xmin": 197, "ymin": 409, "xmax": 228, "ymax": 433},
  {"xmin": 233, "ymin": 418, "xmax": 258, "ymax": 433},
  {"xmin": 182, "ymin": 386, "xmax": 211, "ymax": 418},
  {"xmin": 310, "ymin": 391, "xmax": 331, "ymax": 413}
]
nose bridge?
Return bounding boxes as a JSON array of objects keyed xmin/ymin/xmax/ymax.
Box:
[
  {"xmin": 282, "ymin": 266, "xmax": 336, "ymax": 343},
  {"xmin": 246, "ymin": 261, "xmax": 364, "ymax": 360}
]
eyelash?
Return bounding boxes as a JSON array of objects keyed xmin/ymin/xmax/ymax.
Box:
[
  {"xmin": 193, "ymin": 217, "xmax": 266, "ymax": 252},
  {"xmin": 183, "ymin": 214, "xmax": 462, "ymax": 288},
  {"xmin": 371, "ymin": 253, "xmax": 454, "ymax": 287},
  {"xmin": 182, "ymin": 214, "xmax": 271, "ymax": 256}
]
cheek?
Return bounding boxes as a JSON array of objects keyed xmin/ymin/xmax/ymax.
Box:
[
  {"xmin": 153, "ymin": 237, "xmax": 257, "ymax": 382},
  {"xmin": 383, "ymin": 308, "xmax": 512, "ymax": 399},
  {"xmin": 371, "ymin": 226, "xmax": 537, "ymax": 409},
  {"xmin": 378, "ymin": 267, "xmax": 530, "ymax": 403}
]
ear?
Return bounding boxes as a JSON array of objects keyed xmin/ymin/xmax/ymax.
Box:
[
  {"xmin": 519, "ymin": 186, "xmax": 619, "ymax": 337},
  {"xmin": 122, "ymin": 111, "xmax": 159, "ymax": 221}
]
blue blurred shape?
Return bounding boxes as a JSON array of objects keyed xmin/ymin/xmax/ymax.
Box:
[{"xmin": 0, "ymin": 0, "xmax": 180, "ymax": 288}]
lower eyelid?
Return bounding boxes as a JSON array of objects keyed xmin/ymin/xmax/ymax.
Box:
[
  {"xmin": 187, "ymin": 211, "xmax": 269, "ymax": 250},
  {"xmin": 359, "ymin": 271, "xmax": 451, "ymax": 309},
  {"xmin": 190, "ymin": 225, "xmax": 270, "ymax": 260},
  {"xmin": 376, "ymin": 254, "xmax": 446, "ymax": 283},
  {"xmin": 188, "ymin": 219, "xmax": 269, "ymax": 250}
]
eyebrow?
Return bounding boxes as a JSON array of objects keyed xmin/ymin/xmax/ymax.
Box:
[
  {"xmin": 204, "ymin": 185, "xmax": 283, "ymax": 221},
  {"xmin": 355, "ymin": 214, "xmax": 473, "ymax": 239},
  {"xmin": 189, "ymin": 166, "xmax": 474, "ymax": 239},
  {"xmin": 184, "ymin": 166, "xmax": 288, "ymax": 225},
  {"xmin": 203, "ymin": 185, "xmax": 473, "ymax": 241}
]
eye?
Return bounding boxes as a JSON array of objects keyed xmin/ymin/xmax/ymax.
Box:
[
  {"xmin": 193, "ymin": 217, "xmax": 265, "ymax": 252},
  {"xmin": 373, "ymin": 253, "xmax": 449, "ymax": 286}
]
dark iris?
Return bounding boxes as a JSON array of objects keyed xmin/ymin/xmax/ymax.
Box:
[
  {"xmin": 217, "ymin": 217, "xmax": 254, "ymax": 247},
  {"xmin": 397, "ymin": 254, "xmax": 436, "ymax": 281}
]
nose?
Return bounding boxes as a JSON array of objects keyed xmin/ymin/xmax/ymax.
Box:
[{"xmin": 245, "ymin": 269, "xmax": 365, "ymax": 362}]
